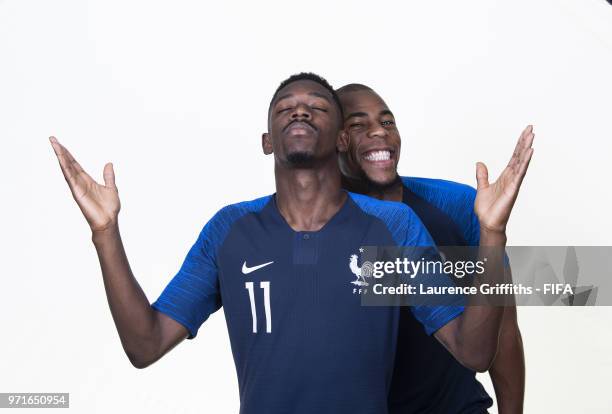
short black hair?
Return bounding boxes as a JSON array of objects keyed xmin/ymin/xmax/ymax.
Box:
[
  {"xmin": 336, "ymin": 83, "xmax": 374, "ymax": 95},
  {"xmin": 268, "ymin": 72, "xmax": 344, "ymax": 123}
]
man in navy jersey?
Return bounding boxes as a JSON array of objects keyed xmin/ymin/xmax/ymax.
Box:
[
  {"xmin": 336, "ymin": 83, "xmax": 528, "ymax": 414},
  {"xmin": 49, "ymin": 73, "xmax": 532, "ymax": 414}
]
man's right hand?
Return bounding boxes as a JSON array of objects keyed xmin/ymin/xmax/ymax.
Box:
[
  {"xmin": 49, "ymin": 136, "xmax": 188, "ymax": 368},
  {"xmin": 49, "ymin": 136, "xmax": 120, "ymax": 233}
]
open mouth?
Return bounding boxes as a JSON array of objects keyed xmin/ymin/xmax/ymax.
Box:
[
  {"xmin": 363, "ymin": 150, "xmax": 392, "ymax": 161},
  {"xmin": 361, "ymin": 148, "xmax": 396, "ymax": 165}
]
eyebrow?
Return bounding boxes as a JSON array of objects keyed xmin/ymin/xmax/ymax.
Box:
[
  {"xmin": 345, "ymin": 111, "xmax": 368, "ymax": 120},
  {"xmin": 274, "ymin": 91, "xmax": 332, "ymax": 106},
  {"xmin": 345, "ymin": 109, "xmax": 395, "ymax": 120}
]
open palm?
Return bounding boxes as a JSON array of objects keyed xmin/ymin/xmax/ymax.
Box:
[
  {"xmin": 50, "ymin": 137, "xmax": 120, "ymax": 232},
  {"xmin": 474, "ymin": 125, "xmax": 535, "ymax": 234}
]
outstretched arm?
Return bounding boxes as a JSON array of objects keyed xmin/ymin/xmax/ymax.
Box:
[
  {"xmin": 49, "ymin": 137, "xmax": 188, "ymax": 368},
  {"xmin": 435, "ymin": 125, "xmax": 534, "ymax": 372},
  {"xmin": 490, "ymin": 305, "xmax": 525, "ymax": 414}
]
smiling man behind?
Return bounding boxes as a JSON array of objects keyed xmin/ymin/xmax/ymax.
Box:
[{"xmin": 337, "ymin": 82, "xmax": 527, "ymax": 414}]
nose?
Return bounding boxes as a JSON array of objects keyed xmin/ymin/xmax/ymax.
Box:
[
  {"xmin": 367, "ymin": 122, "xmax": 388, "ymax": 140},
  {"xmin": 290, "ymin": 103, "xmax": 312, "ymax": 121}
]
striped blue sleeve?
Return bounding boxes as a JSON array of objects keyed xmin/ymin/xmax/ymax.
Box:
[
  {"xmin": 400, "ymin": 213, "xmax": 465, "ymax": 335},
  {"xmin": 401, "ymin": 176, "xmax": 511, "ymax": 267},
  {"xmin": 152, "ymin": 196, "xmax": 271, "ymax": 339},
  {"xmin": 151, "ymin": 216, "xmax": 223, "ymax": 339},
  {"xmin": 349, "ymin": 193, "xmax": 464, "ymax": 335},
  {"xmin": 401, "ymin": 176, "xmax": 480, "ymax": 245}
]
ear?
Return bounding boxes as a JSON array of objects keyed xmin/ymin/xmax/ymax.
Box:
[
  {"xmin": 262, "ymin": 132, "xmax": 273, "ymax": 155},
  {"xmin": 337, "ymin": 130, "xmax": 349, "ymax": 153}
]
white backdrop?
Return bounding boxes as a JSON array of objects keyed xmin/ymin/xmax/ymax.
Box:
[{"xmin": 1, "ymin": 0, "xmax": 612, "ymax": 412}]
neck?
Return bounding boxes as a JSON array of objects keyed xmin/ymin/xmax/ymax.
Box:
[
  {"xmin": 274, "ymin": 157, "xmax": 346, "ymax": 231},
  {"xmin": 342, "ymin": 174, "xmax": 403, "ymax": 202}
]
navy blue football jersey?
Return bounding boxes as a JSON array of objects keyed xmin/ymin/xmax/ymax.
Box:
[
  {"xmin": 152, "ymin": 192, "xmax": 464, "ymax": 414},
  {"xmin": 387, "ymin": 176, "xmax": 493, "ymax": 414}
]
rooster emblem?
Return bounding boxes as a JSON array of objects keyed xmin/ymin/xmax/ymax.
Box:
[{"xmin": 350, "ymin": 254, "xmax": 372, "ymax": 286}]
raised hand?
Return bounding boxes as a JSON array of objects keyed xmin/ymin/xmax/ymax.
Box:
[
  {"xmin": 49, "ymin": 137, "xmax": 120, "ymax": 232},
  {"xmin": 474, "ymin": 125, "xmax": 535, "ymax": 234}
]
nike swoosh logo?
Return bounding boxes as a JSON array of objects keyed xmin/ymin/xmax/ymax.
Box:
[{"xmin": 242, "ymin": 261, "xmax": 274, "ymax": 275}]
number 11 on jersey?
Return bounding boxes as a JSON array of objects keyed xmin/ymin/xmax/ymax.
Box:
[{"xmin": 245, "ymin": 281, "xmax": 272, "ymax": 333}]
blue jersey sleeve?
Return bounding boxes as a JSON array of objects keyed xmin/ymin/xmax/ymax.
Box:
[
  {"xmin": 401, "ymin": 176, "xmax": 480, "ymax": 245},
  {"xmin": 401, "ymin": 176, "xmax": 511, "ymax": 268},
  {"xmin": 349, "ymin": 192, "xmax": 464, "ymax": 336},
  {"xmin": 400, "ymin": 213, "xmax": 465, "ymax": 335},
  {"xmin": 152, "ymin": 196, "xmax": 272, "ymax": 339},
  {"xmin": 151, "ymin": 218, "xmax": 223, "ymax": 339}
]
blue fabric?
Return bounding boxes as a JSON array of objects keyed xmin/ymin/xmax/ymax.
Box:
[
  {"xmin": 152, "ymin": 192, "xmax": 465, "ymax": 414},
  {"xmin": 401, "ymin": 176, "xmax": 480, "ymax": 245},
  {"xmin": 387, "ymin": 177, "xmax": 493, "ymax": 414},
  {"xmin": 349, "ymin": 192, "xmax": 465, "ymax": 335},
  {"xmin": 152, "ymin": 195, "xmax": 271, "ymax": 338}
]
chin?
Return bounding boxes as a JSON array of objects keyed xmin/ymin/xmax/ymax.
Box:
[
  {"xmin": 364, "ymin": 170, "xmax": 396, "ymax": 185},
  {"xmin": 364, "ymin": 171, "xmax": 400, "ymax": 190},
  {"xmin": 286, "ymin": 150, "xmax": 316, "ymax": 166}
]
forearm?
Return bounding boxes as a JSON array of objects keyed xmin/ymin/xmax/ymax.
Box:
[
  {"xmin": 92, "ymin": 223, "xmax": 160, "ymax": 366},
  {"xmin": 49, "ymin": 138, "xmax": 185, "ymax": 367},
  {"xmin": 437, "ymin": 229, "xmax": 507, "ymax": 371},
  {"xmin": 489, "ymin": 307, "xmax": 525, "ymax": 414},
  {"xmin": 440, "ymin": 123, "xmax": 534, "ymax": 373},
  {"xmin": 461, "ymin": 229, "xmax": 508, "ymax": 369}
]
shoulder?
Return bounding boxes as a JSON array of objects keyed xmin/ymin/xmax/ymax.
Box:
[
  {"xmin": 199, "ymin": 195, "xmax": 273, "ymax": 248},
  {"xmin": 348, "ymin": 192, "xmax": 433, "ymax": 247},
  {"xmin": 349, "ymin": 191, "xmax": 415, "ymax": 221},
  {"xmin": 210, "ymin": 195, "xmax": 272, "ymax": 223},
  {"xmin": 401, "ymin": 176, "xmax": 480, "ymax": 245},
  {"xmin": 401, "ymin": 176, "xmax": 476, "ymax": 203}
]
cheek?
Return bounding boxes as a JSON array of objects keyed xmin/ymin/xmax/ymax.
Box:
[
  {"xmin": 270, "ymin": 119, "xmax": 287, "ymax": 140},
  {"xmin": 272, "ymin": 116, "xmax": 285, "ymax": 130},
  {"xmin": 391, "ymin": 132, "xmax": 401, "ymax": 147},
  {"xmin": 350, "ymin": 135, "xmax": 365, "ymax": 158},
  {"xmin": 390, "ymin": 133, "xmax": 401, "ymax": 159}
]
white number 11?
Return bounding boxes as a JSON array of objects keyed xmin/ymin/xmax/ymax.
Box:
[{"xmin": 245, "ymin": 281, "xmax": 271, "ymax": 333}]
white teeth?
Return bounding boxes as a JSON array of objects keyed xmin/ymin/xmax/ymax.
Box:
[{"xmin": 364, "ymin": 150, "xmax": 391, "ymax": 161}]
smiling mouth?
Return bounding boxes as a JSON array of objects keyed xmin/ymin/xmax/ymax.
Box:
[{"xmin": 362, "ymin": 149, "xmax": 394, "ymax": 162}]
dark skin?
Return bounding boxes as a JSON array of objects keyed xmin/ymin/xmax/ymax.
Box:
[
  {"xmin": 338, "ymin": 91, "xmax": 403, "ymax": 201},
  {"xmin": 338, "ymin": 87, "xmax": 527, "ymax": 414},
  {"xmin": 48, "ymin": 79, "xmax": 524, "ymax": 376},
  {"xmin": 46, "ymin": 79, "xmax": 349, "ymax": 369},
  {"xmin": 338, "ymin": 89, "xmax": 534, "ymax": 235},
  {"xmin": 262, "ymin": 80, "xmax": 347, "ymax": 231}
]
